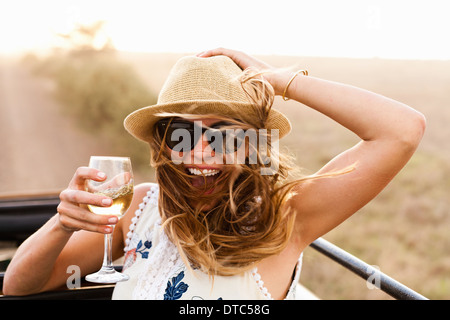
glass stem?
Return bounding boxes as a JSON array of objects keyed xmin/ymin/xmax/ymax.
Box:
[{"xmin": 102, "ymin": 225, "xmax": 115, "ymax": 272}]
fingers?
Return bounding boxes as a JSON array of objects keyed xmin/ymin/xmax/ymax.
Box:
[
  {"xmin": 197, "ymin": 47, "xmax": 238, "ymax": 58},
  {"xmin": 60, "ymin": 189, "xmax": 112, "ymax": 207},
  {"xmin": 57, "ymin": 202, "xmax": 116, "ymax": 234},
  {"xmin": 57, "ymin": 166, "xmax": 117, "ymax": 234},
  {"xmin": 197, "ymin": 47, "xmax": 271, "ymax": 73},
  {"xmin": 90, "ymin": 172, "xmax": 132, "ymax": 192},
  {"xmin": 68, "ymin": 166, "xmax": 107, "ymax": 190},
  {"xmin": 197, "ymin": 48, "xmax": 250, "ymax": 69}
]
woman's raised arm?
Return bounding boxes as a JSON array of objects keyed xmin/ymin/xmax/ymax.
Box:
[{"xmin": 199, "ymin": 48, "xmax": 426, "ymax": 248}]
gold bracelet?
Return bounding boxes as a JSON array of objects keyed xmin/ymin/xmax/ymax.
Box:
[{"xmin": 282, "ymin": 69, "xmax": 308, "ymax": 101}]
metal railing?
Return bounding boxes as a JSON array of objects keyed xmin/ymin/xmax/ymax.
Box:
[
  {"xmin": 0, "ymin": 194, "xmax": 428, "ymax": 300},
  {"xmin": 310, "ymin": 238, "xmax": 427, "ymax": 300}
]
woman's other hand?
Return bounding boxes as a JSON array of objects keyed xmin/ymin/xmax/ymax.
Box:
[{"xmin": 197, "ymin": 48, "xmax": 290, "ymax": 95}]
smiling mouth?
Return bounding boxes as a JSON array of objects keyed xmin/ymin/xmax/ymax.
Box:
[
  {"xmin": 185, "ymin": 167, "xmax": 222, "ymax": 192},
  {"xmin": 187, "ymin": 168, "xmax": 221, "ymax": 177}
]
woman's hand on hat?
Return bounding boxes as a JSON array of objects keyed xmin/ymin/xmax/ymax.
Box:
[
  {"xmin": 197, "ymin": 48, "xmax": 292, "ymax": 96},
  {"xmin": 56, "ymin": 167, "xmax": 117, "ymax": 234},
  {"xmin": 197, "ymin": 48, "xmax": 270, "ymax": 71}
]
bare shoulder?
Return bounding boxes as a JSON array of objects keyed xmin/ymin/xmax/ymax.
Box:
[
  {"xmin": 117, "ymin": 182, "xmax": 157, "ymax": 241},
  {"xmin": 133, "ymin": 182, "xmax": 158, "ymax": 201}
]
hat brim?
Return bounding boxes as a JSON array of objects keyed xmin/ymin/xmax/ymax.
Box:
[{"xmin": 124, "ymin": 100, "xmax": 292, "ymax": 143}]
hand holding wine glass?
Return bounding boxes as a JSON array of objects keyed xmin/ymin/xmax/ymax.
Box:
[
  {"xmin": 86, "ymin": 171, "xmax": 134, "ymax": 217},
  {"xmin": 85, "ymin": 156, "xmax": 134, "ymax": 283}
]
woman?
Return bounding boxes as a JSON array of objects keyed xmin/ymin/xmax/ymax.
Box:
[{"xmin": 3, "ymin": 48, "xmax": 426, "ymax": 299}]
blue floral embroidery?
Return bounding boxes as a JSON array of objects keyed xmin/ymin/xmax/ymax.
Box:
[
  {"xmin": 164, "ymin": 271, "xmax": 189, "ymax": 300},
  {"xmin": 136, "ymin": 240, "xmax": 152, "ymax": 259}
]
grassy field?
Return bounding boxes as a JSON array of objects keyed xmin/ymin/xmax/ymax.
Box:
[{"xmin": 120, "ymin": 52, "xmax": 450, "ymax": 299}]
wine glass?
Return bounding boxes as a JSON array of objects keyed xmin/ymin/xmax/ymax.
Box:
[{"xmin": 85, "ymin": 156, "xmax": 134, "ymax": 283}]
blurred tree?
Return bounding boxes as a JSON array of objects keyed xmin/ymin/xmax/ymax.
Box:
[
  {"xmin": 32, "ymin": 21, "xmax": 157, "ymax": 171},
  {"xmin": 57, "ymin": 21, "xmax": 115, "ymax": 53}
]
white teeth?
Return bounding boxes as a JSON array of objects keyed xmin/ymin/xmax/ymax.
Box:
[{"xmin": 187, "ymin": 168, "xmax": 220, "ymax": 176}]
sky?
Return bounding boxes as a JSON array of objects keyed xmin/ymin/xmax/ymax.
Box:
[{"xmin": 1, "ymin": 0, "xmax": 449, "ymax": 60}]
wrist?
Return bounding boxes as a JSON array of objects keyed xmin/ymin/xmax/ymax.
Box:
[
  {"xmin": 53, "ymin": 214, "xmax": 76, "ymax": 237},
  {"xmin": 264, "ymin": 70, "xmax": 296, "ymax": 96}
]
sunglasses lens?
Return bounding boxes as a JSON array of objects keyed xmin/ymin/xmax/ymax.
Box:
[
  {"xmin": 171, "ymin": 122, "xmax": 196, "ymax": 151},
  {"xmin": 208, "ymin": 122, "xmax": 240, "ymax": 154},
  {"xmin": 158, "ymin": 119, "xmax": 197, "ymax": 151}
]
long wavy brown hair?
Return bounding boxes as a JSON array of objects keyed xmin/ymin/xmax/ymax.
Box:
[{"xmin": 148, "ymin": 70, "xmax": 306, "ymax": 276}]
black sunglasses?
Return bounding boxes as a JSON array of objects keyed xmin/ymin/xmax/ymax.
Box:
[{"xmin": 156, "ymin": 118, "xmax": 244, "ymax": 154}]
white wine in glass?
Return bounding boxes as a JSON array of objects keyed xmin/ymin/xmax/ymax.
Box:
[
  {"xmin": 85, "ymin": 156, "xmax": 134, "ymax": 283},
  {"xmin": 87, "ymin": 183, "xmax": 134, "ymax": 217}
]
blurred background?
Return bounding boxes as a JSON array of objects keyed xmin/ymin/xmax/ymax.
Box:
[{"xmin": 0, "ymin": 0, "xmax": 449, "ymax": 299}]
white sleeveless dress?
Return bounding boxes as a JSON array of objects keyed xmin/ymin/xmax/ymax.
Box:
[{"xmin": 112, "ymin": 183, "xmax": 304, "ymax": 300}]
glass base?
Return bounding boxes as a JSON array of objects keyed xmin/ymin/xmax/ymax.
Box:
[{"xmin": 85, "ymin": 267, "xmax": 129, "ymax": 284}]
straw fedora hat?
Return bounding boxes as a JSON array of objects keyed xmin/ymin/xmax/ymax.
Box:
[{"xmin": 124, "ymin": 55, "xmax": 291, "ymax": 143}]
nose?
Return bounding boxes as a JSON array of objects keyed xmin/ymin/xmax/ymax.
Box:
[{"xmin": 192, "ymin": 133, "xmax": 215, "ymax": 163}]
